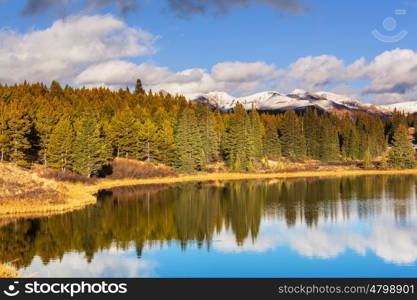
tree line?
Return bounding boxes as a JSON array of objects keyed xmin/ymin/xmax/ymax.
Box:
[{"xmin": 0, "ymin": 80, "xmax": 416, "ymax": 176}]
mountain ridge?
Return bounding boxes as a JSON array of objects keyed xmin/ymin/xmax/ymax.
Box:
[{"xmin": 191, "ymin": 90, "xmax": 413, "ymax": 115}]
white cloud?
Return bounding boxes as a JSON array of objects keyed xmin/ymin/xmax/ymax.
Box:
[
  {"xmin": 2, "ymin": 14, "xmax": 417, "ymax": 105},
  {"xmin": 362, "ymin": 48, "xmax": 417, "ymax": 95},
  {"xmin": 0, "ymin": 14, "xmax": 157, "ymax": 83},
  {"xmin": 76, "ymin": 60, "xmax": 283, "ymax": 97},
  {"xmin": 20, "ymin": 246, "xmax": 158, "ymax": 277},
  {"xmin": 211, "ymin": 61, "xmax": 281, "ymax": 82},
  {"xmin": 287, "ymin": 54, "xmax": 364, "ymax": 90}
]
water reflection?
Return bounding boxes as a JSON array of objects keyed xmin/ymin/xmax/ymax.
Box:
[{"xmin": 1, "ymin": 175, "xmax": 417, "ymax": 277}]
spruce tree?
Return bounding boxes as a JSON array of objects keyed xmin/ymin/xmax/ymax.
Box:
[
  {"xmin": 303, "ymin": 109, "xmax": 320, "ymax": 159},
  {"xmin": 34, "ymin": 97, "xmax": 61, "ymax": 166},
  {"xmin": 248, "ymin": 108, "xmax": 264, "ymax": 163},
  {"xmin": 318, "ymin": 117, "xmax": 340, "ymax": 162},
  {"xmin": 0, "ymin": 102, "xmax": 10, "ymax": 161},
  {"xmin": 72, "ymin": 114, "xmax": 108, "ymax": 177},
  {"xmin": 134, "ymin": 79, "xmax": 145, "ymax": 95},
  {"xmin": 174, "ymin": 107, "xmax": 204, "ymax": 173},
  {"xmin": 196, "ymin": 104, "xmax": 220, "ymax": 164},
  {"xmin": 388, "ymin": 124, "xmax": 417, "ymax": 169},
  {"xmin": 223, "ymin": 104, "xmax": 251, "ymax": 171},
  {"xmin": 263, "ymin": 119, "xmax": 281, "ymax": 160},
  {"xmin": 106, "ymin": 109, "xmax": 139, "ymax": 158},
  {"xmin": 153, "ymin": 108, "xmax": 176, "ymax": 165},
  {"xmin": 280, "ymin": 110, "xmax": 306, "ymax": 159},
  {"xmin": 7, "ymin": 101, "xmax": 32, "ymax": 165},
  {"xmin": 363, "ymin": 148, "xmax": 373, "ymax": 169},
  {"xmin": 137, "ymin": 118, "xmax": 160, "ymax": 162},
  {"xmin": 48, "ymin": 117, "xmax": 75, "ymax": 171}
]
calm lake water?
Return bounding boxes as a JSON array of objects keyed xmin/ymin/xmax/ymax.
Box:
[{"xmin": 1, "ymin": 175, "xmax": 417, "ymax": 277}]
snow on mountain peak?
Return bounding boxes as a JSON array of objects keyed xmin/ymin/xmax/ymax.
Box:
[{"xmin": 191, "ymin": 89, "xmax": 411, "ymax": 115}]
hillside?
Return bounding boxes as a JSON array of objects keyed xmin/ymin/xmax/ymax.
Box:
[
  {"xmin": 0, "ymin": 163, "xmax": 95, "ymax": 218},
  {"xmin": 191, "ymin": 89, "xmax": 396, "ymax": 115}
]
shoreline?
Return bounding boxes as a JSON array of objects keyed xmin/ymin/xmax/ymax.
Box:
[{"xmin": 2, "ymin": 168, "xmax": 417, "ymax": 220}]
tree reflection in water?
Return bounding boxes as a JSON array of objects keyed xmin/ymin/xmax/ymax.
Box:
[{"xmin": 0, "ymin": 175, "xmax": 416, "ymax": 270}]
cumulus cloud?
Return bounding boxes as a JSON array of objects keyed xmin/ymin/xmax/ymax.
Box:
[
  {"xmin": 287, "ymin": 54, "xmax": 364, "ymax": 90},
  {"xmin": 75, "ymin": 60, "xmax": 283, "ymax": 96},
  {"xmin": 2, "ymin": 12, "xmax": 417, "ymax": 105},
  {"xmin": 20, "ymin": 246, "xmax": 158, "ymax": 277},
  {"xmin": 212, "ymin": 61, "xmax": 282, "ymax": 82},
  {"xmin": 214, "ymin": 218, "xmax": 417, "ymax": 265},
  {"xmin": 0, "ymin": 14, "xmax": 157, "ymax": 83},
  {"xmin": 362, "ymin": 49, "xmax": 417, "ymax": 95}
]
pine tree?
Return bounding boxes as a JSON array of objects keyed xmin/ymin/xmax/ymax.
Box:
[
  {"xmin": 263, "ymin": 118, "xmax": 281, "ymax": 160},
  {"xmin": 72, "ymin": 114, "xmax": 108, "ymax": 177},
  {"xmin": 7, "ymin": 101, "xmax": 32, "ymax": 165},
  {"xmin": 0, "ymin": 102, "xmax": 10, "ymax": 161},
  {"xmin": 318, "ymin": 117, "xmax": 340, "ymax": 162},
  {"xmin": 303, "ymin": 109, "xmax": 320, "ymax": 159},
  {"xmin": 248, "ymin": 108, "xmax": 264, "ymax": 163},
  {"xmin": 341, "ymin": 116, "xmax": 360, "ymax": 160},
  {"xmin": 280, "ymin": 110, "xmax": 306, "ymax": 159},
  {"xmin": 153, "ymin": 108, "xmax": 176, "ymax": 165},
  {"xmin": 48, "ymin": 117, "xmax": 75, "ymax": 171},
  {"xmin": 196, "ymin": 104, "xmax": 220, "ymax": 164},
  {"xmin": 363, "ymin": 148, "xmax": 373, "ymax": 169},
  {"xmin": 34, "ymin": 97, "xmax": 61, "ymax": 166},
  {"xmin": 174, "ymin": 107, "xmax": 204, "ymax": 173},
  {"xmin": 223, "ymin": 104, "xmax": 251, "ymax": 171},
  {"xmin": 106, "ymin": 109, "xmax": 139, "ymax": 158},
  {"xmin": 134, "ymin": 79, "xmax": 145, "ymax": 95},
  {"xmin": 388, "ymin": 124, "xmax": 417, "ymax": 169},
  {"xmin": 137, "ymin": 118, "xmax": 159, "ymax": 162}
]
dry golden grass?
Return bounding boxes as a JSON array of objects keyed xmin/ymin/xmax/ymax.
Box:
[
  {"xmin": 0, "ymin": 163, "xmax": 95, "ymax": 219},
  {"xmin": 0, "ymin": 263, "xmax": 17, "ymax": 278},
  {"xmin": 3, "ymin": 161, "xmax": 417, "ymax": 219}
]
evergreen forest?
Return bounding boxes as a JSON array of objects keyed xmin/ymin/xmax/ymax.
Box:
[{"xmin": 0, "ymin": 80, "xmax": 416, "ymax": 176}]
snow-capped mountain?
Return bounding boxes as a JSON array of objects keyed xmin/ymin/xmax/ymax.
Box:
[
  {"xmin": 381, "ymin": 102, "xmax": 417, "ymax": 114},
  {"xmin": 192, "ymin": 89, "xmax": 390, "ymax": 115}
]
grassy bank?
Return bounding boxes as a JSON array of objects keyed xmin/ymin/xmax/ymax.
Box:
[
  {"xmin": 3, "ymin": 162, "xmax": 417, "ymax": 219},
  {"xmin": 0, "ymin": 263, "xmax": 17, "ymax": 278}
]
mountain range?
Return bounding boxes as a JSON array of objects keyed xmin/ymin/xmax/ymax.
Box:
[{"xmin": 191, "ymin": 89, "xmax": 416, "ymax": 115}]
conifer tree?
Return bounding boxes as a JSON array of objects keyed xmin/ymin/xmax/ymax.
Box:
[
  {"xmin": 319, "ymin": 117, "xmax": 340, "ymax": 162},
  {"xmin": 341, "ymin": 119, "xmax": 360, "ymax": 160},
  {"xmin": 34, "ymin": 97, "xmax": 61, "ymax": 165},
  {"xmin": 7, "ymin": 101, "xmax": 32, "ymax": 165},
  {"xmin": 303, "ymin": 109, "xmax": 321, "ymax": 159},
  {"xmin": 388, "ymin": 124, "xmax": 417, "ymax": 169},
  {"xmin": 48, "ymin": 117, "xmax": 75, "ymax": 171},
  {"xmin": 106, "ymin": 109, "xmax": 139, "ymax": 158},
  {"xmin": 174, "ymin": 107, "xmax": 204, "ymax": 173},
  {"xmin": 134, "ymin": 79, "xmax": 145, "ymax": 95},
  {"xmin": 153, "ymin": 108, "xmax": 176, "ymax": 164},
  {"xmin": 72, "ymin": 114, "xmax": 108, "ymax": 177},
  {"xmin": 196, "ymin": 104, "xmax": 220, "ymax": 164},
  {"xmin": 0, "ymin": 102, "xmax": 10, "ymax": 161},
  {"xmin": 248, "ymin": 108, "xmax": 264, "ymax": 162},
  {"xmin": 223, "ymin": 104, "xmax": 251, "ymax": 171},
  {"xmin": 263, "ymin": 119, "xmax": 281, "ymax": 159},
  {"xmin": 363, "ymin": 148, "xmax": 373, "ymax": 169},
  {"xmin": 280, "ymin": 110, "xmax": 306, "ymax": 159},
  {"xmin": 137, "ymin": 118, "xmax": 160, "ymax": 162}
]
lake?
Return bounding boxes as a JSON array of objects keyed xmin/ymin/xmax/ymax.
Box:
[{"xmin": 1, "ymin": 175, "xmax": 417, "ymax": 277}]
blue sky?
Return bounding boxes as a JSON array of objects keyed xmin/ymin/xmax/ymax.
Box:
[{"xmin": 1, "ymin": 0, "xmax": 417, "ymax": 103}]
